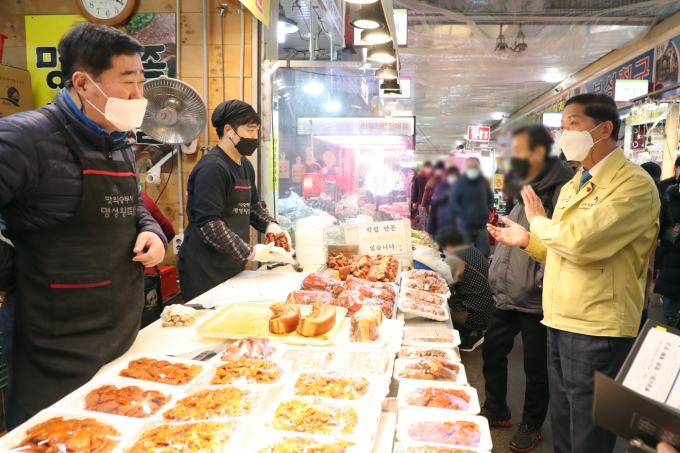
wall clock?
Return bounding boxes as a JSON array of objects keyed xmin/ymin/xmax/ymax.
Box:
[{"xmin": 76, "ymin": 0, "xmax": 136, "ymax": 26}]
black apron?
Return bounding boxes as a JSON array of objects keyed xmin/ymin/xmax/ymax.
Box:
[
  {"xmin": 11, "ymin": 110, "xmax": 143, "ymax": 415},
  {"xmin": 179, "ymin": 148, "xmax": 251, "ymax": 302}
]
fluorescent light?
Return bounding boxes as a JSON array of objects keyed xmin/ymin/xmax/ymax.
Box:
[{"xmin": 304, "ymin": 81, "xmax": 324, "ymax": 95}]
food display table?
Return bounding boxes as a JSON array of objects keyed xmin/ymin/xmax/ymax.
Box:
[{"xmin": 4, "ymin": 267, "xmax": 485, "ymax": 453}]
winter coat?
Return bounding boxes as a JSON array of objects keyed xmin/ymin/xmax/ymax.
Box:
[
  {"xmin": 655, "ymin": 184, "xmax": 680, "ymax": 297},
  {"xmin": 488, "ymin": 157, "xmax": 573, "ymax": 313},
  {"xmin": 411, "ymin": 173, "xmax": 429, "ymax": 207},
  {"xmin": 450, "ymin": 175, "xmax": 494, "ymax": 229},
  {"xmin": 428, "ymin": 180, "xmax": 451, "ymax": 237},
  {"xmin": 0, "ymin": 91, "xmax": 166, "ymax": 292}
]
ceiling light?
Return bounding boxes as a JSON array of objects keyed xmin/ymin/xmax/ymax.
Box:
[
  {"xmin": 278, "ymin": 4, "xmax": 299, "ymax": 34},
  {"xmin": 380, "ymin": 78, "xmax": 399, "ymax": 90},
  {"xmin": 376, "ymin": 63, "xmax": 398, "ymax": 79},
  {"xmin": 495, "ymin": 24, "xmax": 508, "ymax": 54},
  {"xmin": 514, "ymin": 25, "xmax": 527, "ymax": 52},
  {"xmin": 324, "ymin": 99, "xmax": 341, "ymax": 112},
  {"xmin": 304, "ymin": 80, "xmax": 324, "ymax": 95},
  {"xmin": 368, "ymin": 43, "xmax": 396, "ymax": 63},
  {"xmin": 349, "ymin": 4, "xmax": 385, "ymax": 30},
  {"xmin": 495, "ymin": 24, "xmax": 528, "ymax": 54},
  {"xmin": 345, "ymin": 0, "xmax": 379, "ymax": 5},
  {"xmin": 361, "ymin": 28, "xmax": 392, "ymax": 45}
]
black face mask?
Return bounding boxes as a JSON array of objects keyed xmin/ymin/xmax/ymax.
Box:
[
  {"xmin": 230, "ymin": 132, "xmax": 259, "ymax": 157},
  {"xmin": 510, "ymin": 157, "xmax": 531, "ymax": 179}
]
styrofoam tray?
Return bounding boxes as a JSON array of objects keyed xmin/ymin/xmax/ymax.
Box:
[
  {"xmin": 397, "ymin": 380, "xmax": 480, "ymax": 415},
  {"xmin": 400, "ymin": 277, "xmax": 451, "ymax": 300},
  {"xmin": 246, "ymin": 428, "xmax": 372, "ymax": 453},
  {"xmin": 393, "ymin": 441, "xmax": 490, "ymax": 453},
  {"xmin": 194, "ymin": 359, "xmax": 292, "ymax": 387},
  {"xmin": 396, "ymin": 408, "xmax": 492, "ymax": 451},
  {"xmin": 262, "ymin": 395, "xmax": 382, "ymax": 443},
  {"xmin": 102, "ymin": 353, "xmax": 209, "ymax": 391},
  {"xmin": 317, "ymin": 260, "xmax": 402, "ymax": 288},
  {"xmin": 402, "ymin": 328, "xmax": 461, "ymax": 349},
  {"xmin": 269, "ymin": 345, "xmax": 337, "ymax": 372},
  {"xmin": 393, "ymin": 359, "xmax": 468, "ymax": 385},
  {"xmin": 57, "ymin": 376, "xmax": 180, "ymax": 422},
  {"xmin": 329, "ymin": 348, "xmax": 396, "ymax": 382},
  {"xmin": 122, "ymin": 418, "xmax": 247, "ymax": 452},
  {"xmin": 399, "ymin": 287, "xmax": 449, "ymax": 305},
  {"xmin": 0, "ymin": 408, "xmax": 141, "ymax": 453},
  {"xmin": 399, "ymin": 347, "xmax": 461, "ymax": 363},
  {"xmin": 398, "ymin": 299, "xmax": 450, "ymax": 322},
  {"xmin": 332, "ymin": 318, "xmax": 401, "ymax": 349},
  {"xmin": 282, "ymin": 370, "xmax": 389, "ymax": 407}
]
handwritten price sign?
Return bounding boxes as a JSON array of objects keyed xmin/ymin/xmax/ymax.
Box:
[{"xmin": 358, "ymin": 220, "xmax": 407, "ymax": 256}]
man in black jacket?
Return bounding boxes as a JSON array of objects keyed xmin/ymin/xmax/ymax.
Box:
[
  {"xmin": 481, "ymin": 125, "xmax": 573, "ymax": 452},
  {"xmin": 659, "ymin": 156, "xmax": 680, "ymax": 195},
  {"xmin": 0, "ymin": 23, "xmax": 166, "ymax": 427}
]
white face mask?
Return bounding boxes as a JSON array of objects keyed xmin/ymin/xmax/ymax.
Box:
[
  {"xmin": 447, "ymin": 175, "xmax": 457, "ymax": 185},
  {"xmin": 558, "ymin": 123, "xmax": 604, "ymax": 162},
  {"xmin": 466, "ymin": 169, "xmax": 480, "ymax": 180},
  {"xmin": 83, "ymin": 73, "xmax": 148, "ymax": 131}
]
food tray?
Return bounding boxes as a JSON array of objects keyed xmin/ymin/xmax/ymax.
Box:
[
  {"xmin": 400, "ymin": 277, "xmax": 451, "ymax": 300},
  {"xmin": 0, "ymin": 408, "xmax": 141, "ymax": 453},
  {"xmin": 318, "ymin": 259, "xmax": 402, "ymax": 287},
  {"xmin": 332, "ymin": 318, "xmax": 401, "ymax": 349},
  {"xmin": 393, "ymin": 441, "xmax": 491, "ymax": 453},
  {"xmin": 58, "ymin": 376, "xmax": 179, "ymax": 421},
  {"xmin": 194, "ymin": 359, "xmax": 292, "ymax": 388},
  {"xmin": 158, "ymin": 385, "xmax": 269, "ymax": 422},
  {"xmin": 269, "ymin": 345, "xmax": 337, "ymax": 372},
  {"xmin": 396, "ymin": 408, "xmax": 492, "ymax": 451},
  {"xmin": 261, "ymin": 395, "xmax": 382, "ymax": 443},
  {"xmin": 282, "ymin": 370, "xmax": 388, "ymax": 407},
  {"xmin": 245, "ymin": 428, "xmax": 371, "ymax": 453},
  {"xmin": 399, "ymin": 287, "xmax": 449, "ymax": 305},
  {"xmin": 397, "ymin": 380, "xmax": 480, "ymax": 415},
  {"xmin": 328, "ymin": 348, "xmax": 396, "ymax": 382},
  {"xmin": 402, "ymin": 328, "xmax": 461, "ymax": 349},
  {"xmin": 195, "ymin": 302, "xmax": 347, "ymax": 345},
  {"xmin": 102, "ymin": 353, "xmax": 208, "ymax": 391},
  {"xmin": 399, "ymin": 347, "xmax": 461, "ymax": 364},
  {"xmin": 398, "ymin": 299, "xmax": 450, "ymax": 322},
  {"xmin": 393, "ymin": 359, "xmax": 468, "ymax": 385}
]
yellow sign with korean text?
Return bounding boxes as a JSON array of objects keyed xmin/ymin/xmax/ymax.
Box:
[
  {"xmin": 494, "ymin": 174, "xmax": 504, "ymax": 190},
  {"xmin": 25, "ymin": 15, "xmax": 87, "ymax": 108},
  {"xmin": 240, "ymin": 0, "xmax": 270, "ymax": 27}
]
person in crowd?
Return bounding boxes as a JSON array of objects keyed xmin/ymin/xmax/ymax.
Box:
[
  {"xmin": 408, "ymin": 169, "xmax": 418, "ymax": 228},
  {"xmin": 654, "ymin": 176, "xmax": 680, "ymax": 327},
  {"xmin": 140, "ymin": 192, "xmax": 176, "ymax": 328},
  {"xmin": 422, "ymin": 161, "xmax": 446, "ymax": 233},
  {"xmin": 435, "ymin": 226, "xmax": 494, "ymax": 351},
  {"xmin": 411, "ymin": 161, "xmax": 432, "ymax": 230},
  {"xmin": 482, "ymin": 125, "xmax": 573, "ymax": 452},
  {"xmin": 659, "ymin": 156, "xmax": 680, "ymax": 194},
  {"xmin": 488, "ymin": 93, "xmax": 659, "ymax": 453},
  {"xmin": 431, "ymin": 166, "xmax": 460, "ymax": 237},
  {"xmin": 178, "ymin": 100, "xmax": 290, "ymax": 302},
  {"xmin": 640, "ymin": 162, "xmax": 675, "ymax": 328},
  {"xmin": 0, "ymin": 23, "xmax": 167, "ymax": 428},
  {"xmin": 452, "ymin": 157, "xmax": 494, "ymax": 258}
]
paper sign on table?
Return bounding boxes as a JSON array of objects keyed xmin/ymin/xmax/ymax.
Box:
[{"xmin": 358, "ymin": 220, "xmax": 407, "ymax": 256}]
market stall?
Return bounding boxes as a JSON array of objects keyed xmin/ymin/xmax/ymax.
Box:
[{"xmin": 0, "ymin": 234, "xmax": 491, "ymax": 453}]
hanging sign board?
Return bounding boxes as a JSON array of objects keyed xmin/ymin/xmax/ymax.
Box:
[
  {"xmin": 494, "ymin": 174, "xmax": 504, "ymax": 191},
  {"xmin": 467, "ymin": 126, "xmax": 490, "ymax": 142},
  {"xmin": 584, "ymin": 48, "xmax": 654, "ymax": 101},
  {"xmin": 654, "ymin": 35, "xmax": 680, "ymax": 100},
  {"xmin": 614, "ymin": 79, "xmax": 649, "ymax": 102},
  {"xmin": 240, "ymin": 0, "xmax": 270, "ymax": 26},
  {"xmin": 358, "ymin": 220, "xmax": 408, "ymax": 256}
]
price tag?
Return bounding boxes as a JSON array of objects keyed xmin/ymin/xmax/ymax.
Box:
[{"xmin": 358, "ymin": 221, "xmax": 407, "ymax": 255}]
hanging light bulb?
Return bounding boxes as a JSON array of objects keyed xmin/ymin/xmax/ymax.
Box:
[
  {"xmin": 345, "ymin": 0, "xmax": 379, "ymax": 5},
  {"xmin": 376, "ymin": 62, "xmax": 398, "ymax": 79},
  {"xmin": 278, "ymin": 4, "xmax": 299, "ymax": 34},
  {"xmin": 349, "ymin": 4, "xmax": 385, "ymax": 30},
  {"xmin": 494, "ymin": 24, "xmax": 508, "ymax": 54},
  {"xmin": 514, "ymin": 24, "xmax": 527, "ymax": 52},
  {"xmin": 360, "ymin": 28, "xmax": 392, "ymax": 44},
  {"xmin": 368, "ymin": 43, "xmax": 396, "ymax": 63}
]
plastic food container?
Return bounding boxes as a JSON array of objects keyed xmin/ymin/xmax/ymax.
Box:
[
  {"xmin": 282, "ymin": 370, "xmax": 388, "ymax": 407},
  {"xmin": 328, "ymin": 349, "xmax": 396, "ymax": 381},
  {"xmin": 397, "ymin": 380, "xmax": 480, "ymax": 415},
  {"xmin": 399, "ymin": 287, "xmax": 449, "ymax": 305},
  {"xmin": 194, "ymin": 359, "xmax": 291, "ymax": 387},
  {"xmin": 402, "ymin": 327, "xmax": 461, "ymax": 349},
  {"xmin": 398, "ymin": 347, "xmax": 461, "ymax": 363},
  {"xmin": 392, "ymin": 441, "xmax": 491, "ymax": 453},
  {"xmin": 246, "ymin": 428, "xmax": 371, "ymax": 453},
  {"xmin": 103, "ymin": 354, "xmax": 207, "ymax": 391},
  {"xmin": 398, "ymin": 298, "xmax": 450, "ymax": 322},
  {"xmin": 401, "ymin": 277, "xmax": 451, "ymax": 299},
  {"xmin": 396, "ymin": 408, "xmax": 492, "ymax": 451},
  {"xmin": 393, "ymin": 359, "xmax": 468, "ymax": 385},
  {"xmin": 332, "ymin": 318, "xmax": 402, "ymax": 349}
]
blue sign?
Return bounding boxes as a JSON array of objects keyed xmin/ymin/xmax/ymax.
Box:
[
  {"xmin": 655, "ymin": 34, "xmax": 680, "ymax": 100},
  {"xmin": 584, "ymin": 48, "xmax": 654, "ymax": 100}
]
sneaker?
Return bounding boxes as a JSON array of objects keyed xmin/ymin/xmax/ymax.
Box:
[
  {"xmin": 459, "ymin": 330, "xmax": 484, "ymax": 352},
  {"xmin": 479, "ymin": 406, "xmax": 513, "ymax": 427},
  {"xmin": 510, "ymin": 422, "xmax": 544, "ymax": 452}
]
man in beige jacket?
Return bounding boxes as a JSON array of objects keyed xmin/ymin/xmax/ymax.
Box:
[{"xmin": 488, "ymin": 93, "xmax": 659, "ymax": 453}]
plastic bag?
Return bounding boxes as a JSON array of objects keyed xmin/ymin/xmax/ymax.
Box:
[
  {"xmin": 292, "ymin": 372, "xmax": 370, "ymax": 400},
  {"xmin": 12, "ymin": 417, "xmax": 123, "ymax": 453},
  {"xmin": 402, "ymin": 272, "xmax": 449, "ymax": 295},
  {"xmin": 84, "ymin": 384, "xmax": 171, "ymax": 418},
  {"xmin": 220, "ymin": 336, "xmax": 276, "ymax": 362},
  {"xmin": 349, "ymin": 306, "xmax": 382, "ymax": 343},
  {"xmin": 413, "ymin": 246, "xmax": 453, "ymax": 285},
  {"xmin": 270, "ymin": 398, "xmax": 358, "ymax": 436},
  {"xmin": 161, "ymin": 387, "xmax": 263, "ymax": 421}
]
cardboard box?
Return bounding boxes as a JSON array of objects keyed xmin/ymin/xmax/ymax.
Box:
[{"xmin": 0, "ymin": 64, "xmax": 34, "ymax": 119}]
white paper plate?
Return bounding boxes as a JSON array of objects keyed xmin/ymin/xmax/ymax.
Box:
[
  {"xmin": 397, "ymin": 380, "xmax": 480, "ymax": 415},
  {"xmin": 102, "ymin": 353, "xmax": 209, "ymax": 391},
  {"xmin": 396, "ymin": 408, "xmax": 492, "ymax": 451},
  {"xmin": 398, "ymin": 299, "xmax": 450, "ymax": 322},
  {"xmin": 393, "ymin": 359, "xmax": 468, "ymax": 385},
  {"xmin": 402, "ymin": 328, "xmax": 461, "ymax": 349},
  {"xmin": 332, "ymin": 318, "xmax": 401, "ymax": 349}
]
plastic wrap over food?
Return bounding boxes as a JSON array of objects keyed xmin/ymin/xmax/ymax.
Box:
[
  {"xmin": 344, "ymin": 281, "xmax": 395, "ymax": 302},
  {"xmin": 84, "ymin": 385, "xmax": 172, "ymax": 418},
  {"xmin": 269, "ymin": 398, "xmax": 359, "ymax": 436},
  {"xmin": 401, "ymin": 288, "xmax": 447, "ymax": 306},
  {"xmin": 405, "ymin": 387, "xmax": 472, "ymax": 411},
  {"xmin": 280, "ymin": 348, "xmax": 334, "ymax": 371},
  {"xmin": 286, "ymin": 290, "xmax": 336, "ymax": 306},
  {"xmin": 161, "ymin": 387, "xmax": 264, "ymax": 421},
  {"xmin": 399, "ymin": 358, "xmax": 461, "ymax": 382},
  {"xmin": 334, "ymin": 290, "xmax": 366, "ymax": 314},
  {"xmin": 393, "ymin": 442, "xmax": 479, "ymax": 453},
  {"xmin": 292, "ymin": 372, "xmax": 371, "ymax": 400},
  {"xmin": 254, "ymin": 435, "xmax": 355, "ymax": 453},
  {"xmin": 11, "ymin": 417, "xmax": 123, "ymax": 453},
  {"xmin": 346, "ymin": 276, "xmax": 396, "ymax": 297},
  {"xmin": 301, "ymin": 274, "xmax": 345, "ymax": 296},
  {"xmin": 329, "ymin": 350, "xmax": 391, "ymax": 376},
  {"xmin": 402, "ymin": 271, "xmax": 450, "ymax": 295},
  {"xmin": 399, "ymin": 298, "xmax": 449, "ymax": 321},
  {"xmin": 220, "ymin": 336, "xmax": 276, "ymax": 362},
  {"xmin": 118, "ymin": 358, "xmax": 203, "ymax": 386},
  {"xmin": 403, "ymin": 328, "xmax": 456, "ymax": 345},
  {"xmin": 399, "ymin": 347, "xmax": 458, "ymax": 362},
  {"xmin": 407, "ymin": 420, "xmax": 482, "ymax": 448},
  {"xmin": 349, "ymin": 306, "xmax": 382, "ymax": 343},
  {"xmin": 206, "ymin": 359, "xmax": 285, "ymax": 386},
  {"xmin": 125, "ymin": 420, "xmax": 241, "ymax": 453}
]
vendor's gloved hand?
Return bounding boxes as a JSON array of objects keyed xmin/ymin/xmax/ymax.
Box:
[
  {"xmin": 252, "ymin": 242, "xmax": 276, "ymax": 262},
  {"xmin": 266, "ymin": 223, "xmax": 292, "ymax": 250}
]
